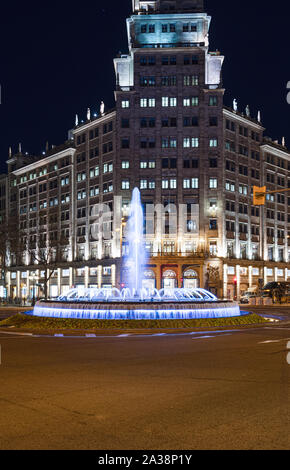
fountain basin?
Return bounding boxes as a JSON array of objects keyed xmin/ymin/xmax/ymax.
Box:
[{"xmin": 32, "ymin": 299, "xmax": 241, "ymax": 320}]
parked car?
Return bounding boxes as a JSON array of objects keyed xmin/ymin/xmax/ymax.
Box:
[{"xmin": 240, "ymin": 287, "xmax": 258, "ymax": 304}]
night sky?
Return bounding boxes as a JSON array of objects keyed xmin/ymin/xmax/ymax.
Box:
[{"xmin": 0, "ymin": 0, "xmax": 289, "ymax": 173}]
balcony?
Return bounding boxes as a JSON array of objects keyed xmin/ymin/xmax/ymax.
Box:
[
  {"xmin": 150, "ymin": 250, "xmax": 211, "ymax": 259},
  {"xmin": 251, "ymin": 235, "xmax": 260, "ymax": 243},
  {"xmin": 239, "ymin": 233, "xmax": 248, "ymax": 241},
  {"xmin": 226, "ymin": 231, "xmax": 236, "ymax": 240}
]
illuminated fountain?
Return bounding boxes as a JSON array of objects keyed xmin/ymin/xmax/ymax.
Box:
[{"xmin": 32, "ymin": 188, "xmax": 241, "ymax": 320}]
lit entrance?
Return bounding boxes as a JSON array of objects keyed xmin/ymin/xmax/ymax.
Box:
[
  {"xmin": 162, "ymin": 269, "xmax": 177, "ymax": 289},
  {"xmin": 142, "ymin": 269, "xmax": 156, "ymax": 290},
  {"xmin": 183, "ymin": 269, "xmax": 199, "ymax": 289}
]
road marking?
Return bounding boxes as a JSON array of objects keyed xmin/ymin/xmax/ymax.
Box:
[
  {"xmin": 259, "ymin": 338, "xmax": 290, "ymax": 344},
  {"xmin": 54, "ymin": 334, "xmax": 64, "ymax": 337},
  {"xmin": 118, "ymin": 334, "xmax": 131, "ymax": 337},
  {"xmin": 193, "ymin": 335, "xmax": 215, "ymax": 340},
  {"xmin": 0, "ymin": 331, "xmax": 33, "ymax": 337},
  {"xmin": 86, "ymin": 334, "xmax": 96, "ymax": 338}
]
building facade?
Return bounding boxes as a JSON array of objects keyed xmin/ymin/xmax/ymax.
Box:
[{"xmin": 2, "ymin": 0, "xmax": 290, "ymax": 301}]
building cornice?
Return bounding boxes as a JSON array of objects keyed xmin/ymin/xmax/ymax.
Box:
[
  {"xmin": 12, "ymin": 148, "xmax": 76, "ymax": 176},
  {"xmin": 223, "ymin": 108, "xmax": 264, "ymax": 131},
  {"xmin": 260, "ymin": 143, "xmax": 290, "ymax": 160},
  {"xmin": 73, "ymin": 110, "xmax": 116, "ymax": 134}
]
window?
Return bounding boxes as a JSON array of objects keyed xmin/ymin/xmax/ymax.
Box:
[
  {"xmin": 192, "ymin": 178, "xmax": 199, "ymax": 189},
  {"xmin": 140, "ymin": 76, "xmax": 156, "ymax": 87},
  {"xmin": 122, "ymin": 180, "xmax": 130, "ymax": 190},
  {"xmin": 122, "ymin": 161, "xmax": 129, "ymax": 169},
  {"xmin": 121, "ymin": 138, "xmax": 130, "ymax": 149},
  {"xmin": 121, "ymin": 100, "xmax": 129, "ymax": 108},
  {"xmin": 162, "ymin": 97, "xmax": 169, "ymax": 107},
  {"xmin": 77, "ymin": 172, "xmax": 86, "ymax": 182},
  {"xmin": 209, "ymin": 96, "xmax": 218, "ymax": 106},
  {"xmin": 225, "ymin": 181, "xmax": 235, "ymax": 192},
  {"xmin": 192, "ymin": 97, "xmax": 199, "ymax": 106},
  {"xmin": 77, "ymin": 190, "xmax": 86, "ymax": 200},
  {"xmin": 103, "ymin": 163, "xmax": 113, "ymax": 174},
  {"xmin": 209, "ymin": 117, "xmax": 218, "ymax": 126},
  {"xmin": 183, "ymin": 179, "xmax": 199, "ymax": 189},
  {"xmin": 184, "ymin": 75, "xmax": 198, "ymax": 86},
  {"xmin": 140, "ymin": 179, "xmax": 147, "ymax": 190},
  {"xmin": 209, "ymin": 158, "xmax": 218, "ymax": 168},
  {"xmin": 161, "ymin": 76, "xmax": 176, "ymax": 86},
  {"xmin": 209, "ymin": 138, "xmax": 218, "ymax": 147},
  {"xmin": 121, "ymin": 118, "xmax": 130, "ymax": 128},
  {"xmin": 209, "ymin": 178, "xmax": 218, "ymax": 189}
]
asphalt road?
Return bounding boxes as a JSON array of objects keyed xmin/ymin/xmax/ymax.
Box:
[{"xmin": 0, "ymin": 308, "xmax": 289, "ymax": 450}]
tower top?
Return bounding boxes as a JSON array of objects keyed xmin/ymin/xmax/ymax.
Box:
[{"xmin": 132, "ymin": 0, "xmax": 204, "ymax": 14}]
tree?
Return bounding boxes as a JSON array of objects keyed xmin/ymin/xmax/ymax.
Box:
[
  {"xmin": 27, "ymin": 230, "xmax": 68, "ymax": 299},
  {"xmin": 0, "ymin": 218, "xmax": 25, "ymax": 298}
]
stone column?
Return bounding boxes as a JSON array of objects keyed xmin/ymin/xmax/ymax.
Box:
[
  {"xmin": 236, "ymin": 265, "xmax": 240, "ymax": 300},
  {"xmin": 97, "ymin": 266, "xmax": 102, "ymax": 288},
  {"xmin": 264, "ymin": 266, "xmax": 268, "ymax": 286},
  {"xmin": 69, "ymin": 267, "xmax": 74, "ymax": 289},
  {"xmin": 223, "ymin": 264, "xmax": 228, "ymax": 299},
  {"xmin": 57, "ymin": 268, "xmax": 61, "ymax": 296},
  {"xmin": 85, "ymin": 266, "xmax": 89, "ymax": 289},
  {"xmin": 249, "ymin": 265, "xmax": 253, "ymax": 288},
  {"xmin": 111, "ymin": 264, "xmax": 116, "ymax": 288}
]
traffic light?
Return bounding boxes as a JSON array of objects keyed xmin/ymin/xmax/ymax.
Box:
[
  {"xmin": 233, "ymin": 276, "xmax": 237, "ymax": 285},
  {"xmin": 253, "ymin": 186, "xmax": 266, "ymax": 206}
]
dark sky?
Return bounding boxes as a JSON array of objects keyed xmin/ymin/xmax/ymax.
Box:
[{"xmin": 0, "ymin": 0, "xmax": 289, "ymax": 173}]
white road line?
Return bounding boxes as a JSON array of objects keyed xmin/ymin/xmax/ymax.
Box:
[
  {"xmin": 0, "ymin": 331, "xmax": 33, "ymax": 336},
  {"xmin": 54, "ymin": 334, "xmax": 64, "ymax": 337},
  {"xmin": 86, "ymin": 334, "xmax": 96, "ymax": 338},
  {"xmin": 117, "ymin": 334, "xmax": 131, "ymax": 337},
  {"xmin": 259, "ymin": 338, "xmax": 290, "ymax": 344},
  {"xmin": 193, "ymin": 335, "xmax": 215, "ymax": 340}
]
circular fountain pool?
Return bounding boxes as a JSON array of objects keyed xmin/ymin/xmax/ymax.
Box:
[{"xmin": 32, "ymin": 287, "xmax": 241, "ymax": 320}]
